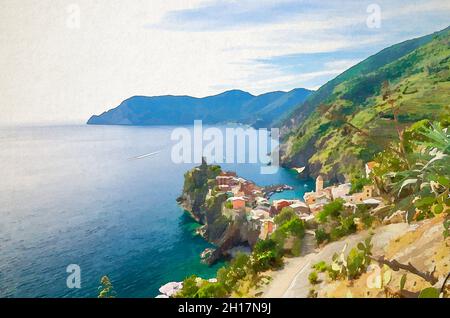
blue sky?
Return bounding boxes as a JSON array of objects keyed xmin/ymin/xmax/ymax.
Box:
[
  {"xmin": 1, "ymin": 0, "xmax": 449, "ymax": 123},
  {"xmin": 150, "ymin": 0, "xmax": 450, "ymax": 90}
]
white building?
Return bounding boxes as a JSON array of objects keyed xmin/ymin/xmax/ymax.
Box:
[{"xmin": 331, "ymin": 183, "xmax": 351, "ymax": 200}]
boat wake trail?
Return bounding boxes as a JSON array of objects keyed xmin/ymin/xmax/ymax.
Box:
[{"xmin": 129, "ymin": 150, "xmax": 162, "ymax": 160}]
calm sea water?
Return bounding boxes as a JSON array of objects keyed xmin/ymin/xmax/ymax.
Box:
[{"xmin": 0, "ymin": 125, "xmax": 312, "ymax": 298}]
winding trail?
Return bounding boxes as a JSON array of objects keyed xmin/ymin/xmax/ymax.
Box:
[{"xmin": 262, "ymin": 223, "xmax": 409, "ymax": 298}]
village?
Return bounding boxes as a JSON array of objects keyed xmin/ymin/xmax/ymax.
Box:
[
  {"xmin": 158, "ymin": 160, "xmax": 387, "ymax": 298},
  {"xmin": 212, "ymin": 162, "xmax": 382, "ymax": 241}
]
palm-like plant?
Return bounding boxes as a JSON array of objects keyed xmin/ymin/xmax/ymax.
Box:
[{"xmin": 389, "ymin": 122, "xmax": 449, "ymax": 221}]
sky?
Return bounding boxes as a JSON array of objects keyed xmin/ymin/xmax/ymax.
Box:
[{"xmin": 0, "ymin": 0, "xmax": 449, "ymax": 124}]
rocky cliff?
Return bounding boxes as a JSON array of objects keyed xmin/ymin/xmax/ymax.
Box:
[{"xmin": 176, "ymin": 159, "xmax": 256, "ymax": 264}]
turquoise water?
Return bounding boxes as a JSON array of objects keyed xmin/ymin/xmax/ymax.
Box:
[{"xmin": 0, "ymin": 125, "xmax": 311, "ymax": 298}]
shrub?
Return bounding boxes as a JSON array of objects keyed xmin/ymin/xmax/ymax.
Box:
[
  {"xmin": 254, "ymin": 238, "xmax": 278, "ymax": 255},
  {"xmin": 350, "ymin": 177, "xmax": 371, "ymax": 194},
  {"xmin": 355, "ymin": 205, "xmax": 375, "ymax": 229},
  {"xmin": 270, "ymin": 229, "xmax": 287, "ymax": 248},
  {"xmin": 252, "ymin": 239, "xmax": 283, "ymax": 272},
  {"xmin": 253, "ymin": 250, "xmax": 282, "ymax": 272},
  {"xmin": 175, "ymin": 275, "xmax": 199, "ymax": 298},
  {"xmin": 346, "ymin": 248, "xmax": 365, "ymax": 280},
  {"xmin": 315, "ymin": 228, "xmax": 330, "ymax": 244},
  {"xmin": 340, "ymin": 216, "xmax": 357, "ymax": 234},
  {"xmin": 278, "ymin": 218, "xmax": 305, "ymax": 238},
  {"xmin": 274, "ymin": 207, "xmax": 296, "ymax": 225},
  {"xmin": 329, "ymin": 220, "xmax": 356, "ymax": 241},
  {"xmin": 308, "ymin": 288, "xmax": 318, "ymax": 298},
  {"xmin": 329, "ymin": 227, "xmax": 346, "ymax": 241},
  {"xmin": 316, "ymin": 199, "xmax": 345, "ymax": 223},
  {"xmin": 312, "ymin": 261, "xmax": 328, "ymax": 273},
  {"xmin": 291, "ymin": 237, "xmax": 302, "ymax": 257},
  {"xmin": 217, "ymin": 252, "xmax": 251, "ymax": 292},
  {"xmin": 308, "ymin": 271, "xmax": 319, "ymax": 285},
  {"xmin": 196, "ymin": 282, "xmax": 228, "ymax": 298},
  {"xmin": 326, "ymin": 237, "xmax": 373, "ymax": 281}
]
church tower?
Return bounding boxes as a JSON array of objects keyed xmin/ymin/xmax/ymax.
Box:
[{"xmin": 316, "ymin": 175, "xmax": 324, "ymax": 193}]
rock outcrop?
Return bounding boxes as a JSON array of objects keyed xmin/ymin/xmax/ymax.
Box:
[{"xmin": 177, "ymin": 160, "xmax": 254, "ymax": 265}]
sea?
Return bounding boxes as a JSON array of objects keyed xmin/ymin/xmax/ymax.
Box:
[{"xmin": 0, "ymin": 124, "xmax": 312, "ymax": 297}]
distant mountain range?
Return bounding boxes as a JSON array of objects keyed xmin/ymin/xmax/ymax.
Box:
[{"xmin": 87, "ymin": 88, "xmax": 312, "ymax": 128}]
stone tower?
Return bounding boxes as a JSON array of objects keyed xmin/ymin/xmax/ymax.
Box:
[{"xmin": 316, "ymin": 175, "xmax": 324, "ymax": 193}]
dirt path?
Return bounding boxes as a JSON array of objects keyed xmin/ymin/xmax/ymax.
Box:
[{"xmin": 262, "ymin": 223, "xmax": 409, "ymax": 298}]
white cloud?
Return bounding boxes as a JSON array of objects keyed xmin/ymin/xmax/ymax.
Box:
[{"xmin": 0, "ymin": 0, "xmax": 448, "ymax": 124}]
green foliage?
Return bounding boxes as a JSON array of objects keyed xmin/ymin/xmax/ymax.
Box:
[
  {"xmin": 253, "ymin": 238, "xmax": 278, "ymax": 255},
  {"xmin": 308, "ymin": 271, "xmax": 319, "ymax": 285},
  {"xmin": 418, "ymin": 287, "xmax": 440, "ymax": 298},
  {"xmin": 271, "ymin": 210, "xmax": 305, "ymax": 255},
  {"xmin": 225, "ymin": 201, "xmax": 233, "ymax": 209},
  {"xmin": 350, "ymin": 177, "xmax": 371, "ymax": 194},
  {"xmin": 340, "ymin": 216, "xmax": 357, "ymax": 235},
  {"xmin": 176, "ymin": 275, "xmax": 200, "ymax": 298},
  {"xmin": 278, "ymin": 218, "xmax": 305, "ymax": 238},
  {"xmin": 316, "ymin": 199, "xmax": 345, "ymax": 223},
  {"xmin": 270, "ymin": 228, "xmax": 287, "ymax": 249},
  {"xmin": 400, "ymin": 274, "xmax": 407, "ymax": 291},
  {"xmin": 291, "ymin": 237, "xmax": 302, "ymax": 257},
  {"xmin": 182, "ymin": 163, "xmax": 223, "ymax": 218},
  {"xmin": 326, "ymin": 238, "xmax": 373, "ymax": 281},
  {"xmin": 315, "ymin": 228, "xmax": 330, "ymax": 245},
  {"xmin": 328, "ymin": 216, "xmax": 356, "ymax": 242},
  {"xmin": 315, "ymin": 199, "xmax": 356, "ymax": 244},
  {"xmin": 196, "ymin": 282, "xmax": 228, "ymax": 298},
  {"xmin": 274, "ymin": 207, "xmax": 296, "ymax": 225},
  {"xmin": 346, "ymin": 248, "xmax": 365, "ymax": 280},
  {"xmin": 312, "ymin": 261, "xmax": 329, "ymax": 273},
  {"xmin": 177, "ymin": 275, "xmax": 228, "ymax": 298},
  {"xmin": 354, "ymin": 205, "xmax": 375, "ymax": 229},
  {"xmin": 98, "ymin": 276, "xmax": 116, "ymax": 298},
  {"xmin": 444, "ymin": 218, "xmax": 450, "ymax": 238},
  {"xmin": 253, "ymin": 250, "xmax": 283, "ymax": 272},
  {"xmin": 376, "ymin": 122, "xmax": 450, "ymax": 222},
  {"xmin": 252, "ymin": 239, "xmax": 284, "ymax": 272},
  {"xmin": 216, "ymin": 253, "xmax": 251, "ymax": 293}
]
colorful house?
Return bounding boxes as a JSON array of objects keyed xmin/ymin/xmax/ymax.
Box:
[
  {"xmin": 227, "ymin": 197, "xmax": 246, "ymax": 210},
  {"xmin": 272, "ymin": 199, "xmax": 292, "ymax": 214},
  {"xmin": 259, "ymin": 220, "xmax": 275, "ymax": 240}
]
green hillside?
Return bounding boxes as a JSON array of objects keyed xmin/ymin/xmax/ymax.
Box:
[{"xmin": 281, "ymin": 26, "xmax": 450, "ymax": 182}]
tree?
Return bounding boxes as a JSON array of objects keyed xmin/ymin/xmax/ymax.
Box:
[
  {"xmin": 175, "ymin": 275, "xmax": 199, "ymax": 298},
  {"xmin": 316, "ymin": 199, "xmax": 345, "ymax": 223},
  {"xmin": 196, "ymin": 283, "xmax": 228, "ymax": 298},
  {"xmin": 252, "ymin": 239, "xmax": 283, "ymax": 272},
  {"xmin": 217, "ymin": 253, "xmax": 251, "ymax": 292},
  {"xmin": 274, "ymin": 207, "xmax": 296, "ymax": 225}
]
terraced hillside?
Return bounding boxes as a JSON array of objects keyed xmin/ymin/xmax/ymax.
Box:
[{"xmin": 281, "ymin": 26, "xmax": 450, "ymax": 182}]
